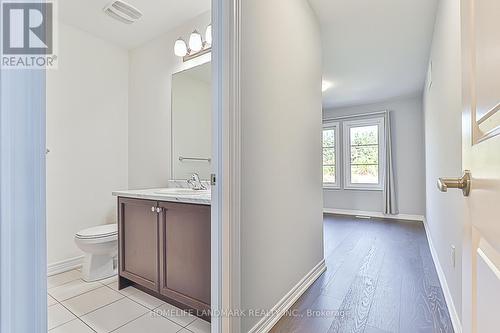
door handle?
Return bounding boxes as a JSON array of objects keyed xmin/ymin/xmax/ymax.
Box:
[{"xmin": 437, "ymin": 170, "xmax": 471, "ymax": 197}]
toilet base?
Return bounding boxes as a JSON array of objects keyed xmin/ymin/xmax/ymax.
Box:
[{"xmin": 81, "ymin": 253, "xmax": 117, "ymax": 282}]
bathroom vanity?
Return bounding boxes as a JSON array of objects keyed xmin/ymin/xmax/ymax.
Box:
[
  {"xmin": 112, "ymin": 58, "xmax": 213, "ymax": 318},
  {"xmin": 113, "ymin": 188, "xmax": 211, "ymax": 317}
]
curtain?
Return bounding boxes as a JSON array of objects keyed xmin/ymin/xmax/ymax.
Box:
[{"xmin": 384, "ymin": 111, "xmax": 398, "ymax": 215}]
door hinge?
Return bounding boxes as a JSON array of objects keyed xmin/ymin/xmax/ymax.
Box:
[{"xmin": 210, "ymin": 173, "xmax": 216, "ymax": 186}]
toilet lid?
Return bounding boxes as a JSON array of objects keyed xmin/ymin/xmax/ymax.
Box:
[{"xmin": 76, "ymin": 224, "xmax": 117, "ymax": 239}]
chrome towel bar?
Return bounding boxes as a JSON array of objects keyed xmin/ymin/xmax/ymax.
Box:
[{"xmin": 179, "ymin": 156, "xmax": 212, "ymax": 162}]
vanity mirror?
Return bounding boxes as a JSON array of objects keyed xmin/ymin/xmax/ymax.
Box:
[{"xmin": 171, "ymin": 61, "xmax": 212, "ymax": 180}]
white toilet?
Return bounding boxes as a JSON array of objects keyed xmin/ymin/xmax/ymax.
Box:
[{"xmin": 75, "ymin": 223, "xmax": 118, "ymax": 282}]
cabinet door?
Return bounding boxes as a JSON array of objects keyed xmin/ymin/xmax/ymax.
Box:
[
  {"xmin": 118, "ymin": 198, "xmax": 159, "ymax": 291},
  {"xmin": 159, "ymin": 202, "xmax": 211, "ymax": 311}
]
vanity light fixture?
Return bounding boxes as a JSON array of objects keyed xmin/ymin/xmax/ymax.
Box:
[
  {"xmin": 174, "ymin": 24, "xmax": 212, "ymax": 62},
  {"xmin": 174, "ymin": 38, "xmax": 188, "ymax": 57},
  {"xmin": 205, "ymin": 24, "xmax": 212, "ymax": 46},
  {"xmin": 189, "ymin": 30, "xmax": 203, "ymax": 52}
]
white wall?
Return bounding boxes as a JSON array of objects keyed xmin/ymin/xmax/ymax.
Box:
[
  {"xmin": 46, "ymin": 23, "xmax": 129, "ymax": 266},
  {"xmin": 423, "ymin": 0, "xmax": 463, "ymax": 322},
  {"xmin": 323, "ymin": 95, "xmax": 426, "ymax": 216},
  {"xmin": 47, "ymin": 11, "xmax": 211, "ymax": 268},
  {"xmin": 240, "ymin": 0, "xmax": 324, "ymax": 331},
  {"xmin": 128, "ymin": 11, "xmax": 211, "ymax": 188}
]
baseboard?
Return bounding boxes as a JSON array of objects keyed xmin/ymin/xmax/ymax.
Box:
[
  {"xmin": 323, "ymin": 208, "xmax": 424, "ymax": 222},
  {"xmin": 47, "ymin": 256, "xmax": 84, "ymax": 276},
  {"xmin": 248, "ymin": 259, "xmax": 326, "ymax": 333},
  {"xmin": 422, "ymin": 219, "xmax": 462, "ymax": 333}
]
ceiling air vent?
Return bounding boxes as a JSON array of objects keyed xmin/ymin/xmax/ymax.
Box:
[{"xmin": 103, "ymin": 0, "xmax": 142, "ymax": 24}]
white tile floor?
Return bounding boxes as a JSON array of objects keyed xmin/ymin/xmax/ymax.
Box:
[{"xmin": 47, "ymin": 270, "xmax": 211, "ymax": 333}]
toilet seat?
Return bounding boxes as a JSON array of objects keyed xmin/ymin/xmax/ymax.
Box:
[{"xmin": 76, "ymin": 224, "xmax": 117, "ymax": 240}]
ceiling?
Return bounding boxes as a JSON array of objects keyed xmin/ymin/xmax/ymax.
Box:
[
  {"xmin": 309, "ymin": 0, "xmax": 438, "ymax": 109},
  {"xmin": 59, "ymin": 0, "xmax": 211, "ymax": 49}
]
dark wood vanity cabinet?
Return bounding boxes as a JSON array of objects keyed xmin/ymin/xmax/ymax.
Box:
[
  {"xmin": 158, "ymin": 202, "xmax": 211, "ymax": 311},
  {"xmin": 118, "ymin": 198, "xmax": 159, "ymax": 291},
  {"xmin": 117, "ymin": 197, "xmax": 210, "ymax": 315}
]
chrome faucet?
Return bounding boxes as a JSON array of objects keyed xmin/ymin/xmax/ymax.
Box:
[{"xmin": 187, "ymin": 173, "xmax": 207, "ymax": 190}]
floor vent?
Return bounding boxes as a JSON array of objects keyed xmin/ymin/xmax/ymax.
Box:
[{"xmin": 103, "ymin": 0, "xmax": 142, "ymax": 24}]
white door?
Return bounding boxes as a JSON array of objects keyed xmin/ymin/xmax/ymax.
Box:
[{"xmin": 460, "ymin": 0, "xmax": 500, "ymax": 332}]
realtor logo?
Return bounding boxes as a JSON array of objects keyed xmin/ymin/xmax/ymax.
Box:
[{"xmin": 1, "ymin": 1, "xmax": 58, "ymax": 68}]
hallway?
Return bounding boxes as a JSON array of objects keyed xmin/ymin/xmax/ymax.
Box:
[{"xmin": 270, "ymin": 214, "xmax": 453, "ymax": 333}]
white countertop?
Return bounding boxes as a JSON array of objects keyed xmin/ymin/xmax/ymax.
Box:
[{"xmin": 112, "ymin": 188, "xmax": 211, "ymax": 205}]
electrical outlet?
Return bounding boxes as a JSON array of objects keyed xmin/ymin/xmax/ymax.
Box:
[{"xmin": 451, "ymin": 245, "xmax": 456, "ymax": 268}]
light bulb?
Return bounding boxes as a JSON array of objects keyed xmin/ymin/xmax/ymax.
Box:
[
  {"xmin": 205, "ymin": 24, "xmax": 212, "ymax": 46},
  {"xmin": 189, "ymin": 30, "xmax": 203, "ymax": 53},
  {"xmin": 174, "ymin": 38, "xmax": 188, "ymax": 57}
]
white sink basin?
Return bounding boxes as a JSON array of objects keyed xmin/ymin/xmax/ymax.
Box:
[{"xmin": 154, "ymin": 188, "xmax": 210, "ymax": 196}]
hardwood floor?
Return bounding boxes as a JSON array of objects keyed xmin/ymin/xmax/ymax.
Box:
[{"xmin": 269, "ymin": 214, "xmax": 454, "ymax": 333}]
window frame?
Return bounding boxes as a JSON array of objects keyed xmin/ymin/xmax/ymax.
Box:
[
  {"xmin": 342, "ymin": 116, "xmax": 385, "ymax": 191},
  {"xmin": 322, "ymin": 121, "xmax": 340, "ymax": 189}
]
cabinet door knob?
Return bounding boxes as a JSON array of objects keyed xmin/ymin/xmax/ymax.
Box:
[
  {"xmin": 156, "ymin": 207, "xmax": 162, "ymax": 213},
  {"xmin": 151, "ymin": 206, "xmax": 156, "ymax": 212}
]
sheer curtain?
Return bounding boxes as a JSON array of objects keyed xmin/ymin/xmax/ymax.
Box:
[{"xmin": 384, "ymin": 111, "xmax": 398, "ymax": 215}]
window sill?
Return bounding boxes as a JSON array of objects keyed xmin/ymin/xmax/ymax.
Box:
[{"xmin": 343, "ymin": 186, "xmax": 383, "ymax": 191}]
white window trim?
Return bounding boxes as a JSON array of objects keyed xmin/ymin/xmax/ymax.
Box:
[
  {"xmin": 342, "ymin": 116, "xmax": 385, "ymax": 191},
  {"xmin": 322, "ymin": 121, "xmax": 340, "ymax": 189}
]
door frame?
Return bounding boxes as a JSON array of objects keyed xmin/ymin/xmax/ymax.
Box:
[
  {"xmin": 211, "ymin": 0, "xmax": 241, "ymax": 332},
  {"xmin": 0, "ymin": 0, "xmax": 242, "ymax": 332},
  {"xmin": 0, "ymin": 69, "xmax": 47, "ymax": 331}
]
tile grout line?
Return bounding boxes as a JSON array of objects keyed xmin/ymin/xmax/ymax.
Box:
[
  {"xmin": 106, "ymin": 309, "xmax": 154, "ymax": 333},
  {"xmin": 47, "ymin": 270, "xmax": 84, "ymax": 289},
  {"xmin": 48, "ymin": 277, "xmax": 86, "ymax": 293},
  {"xmin": 47, "ymin": 303, "xmax": 77, "ymax": 331},
  {"xmin": 110, "ymin": 283, "xmax": 206, "ymax": 329},
  {"xmin": 56, "ymin": 301, "xmax": 98, "ymax": 333},
  {"xmin": 76, "ymin": 297, "xmax": 126, "ymax": 318},
  {"xmin": 53, "ymin": 282, "xmax": 114, "ymax": 304},
  {"xmin": 102, "ymin": 282, "xmax": 197, "ymax": 328},
  {"xmin": 118, "ymin": 290, "xmax": 195, "ymax": 329},
  {"xmin": 49, "ymin": 274, "xmax": 207, "ymax": 332}
]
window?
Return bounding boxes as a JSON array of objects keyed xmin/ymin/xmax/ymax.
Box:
[
  {"xmin": 343, "ymin": 117, "xmax": 385, "ymax": 190},
  {"xmin": 322, "ymin": 122, "xmax": 340, "ymax": 188}
]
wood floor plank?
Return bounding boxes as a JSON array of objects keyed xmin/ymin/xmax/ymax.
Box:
[
  {"xmin": 327, "ymin": 275, "xmax": 377, "ymax": 333},
  {"xmin": 399, "ymin": 235, "xmax": 436, "ymax": 332},
  {"xmin": 420, "ymin": 237, "xmax": 454, "ymax": 333},
  {"xmin": 327, "ymin": 231, "xmax": 385, "ymax": 333},
  {"xmin": 366, "ymin": 247, "xmax": 403, "ymax": 333},
  {"xmin": 269, "ymin": 215, "xmax": 454, "ymax": 333},
  {"xmin": 419, "ymin": 233, "xmax": 443, "ymax": 288},
  {"xmin": 270, "ymin": 224, "xmax": 366, "ymax": 332},
  {"xmin": 321, "ymin": 234, "xmax": 376, "ymax": 299},
  {"xmin": 323, "ymin": 215, "xmax": 356, "ymax": 255},
  {"xmin": 364, "ymin": 325, "xmax": 391, "ymax": 333}
]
